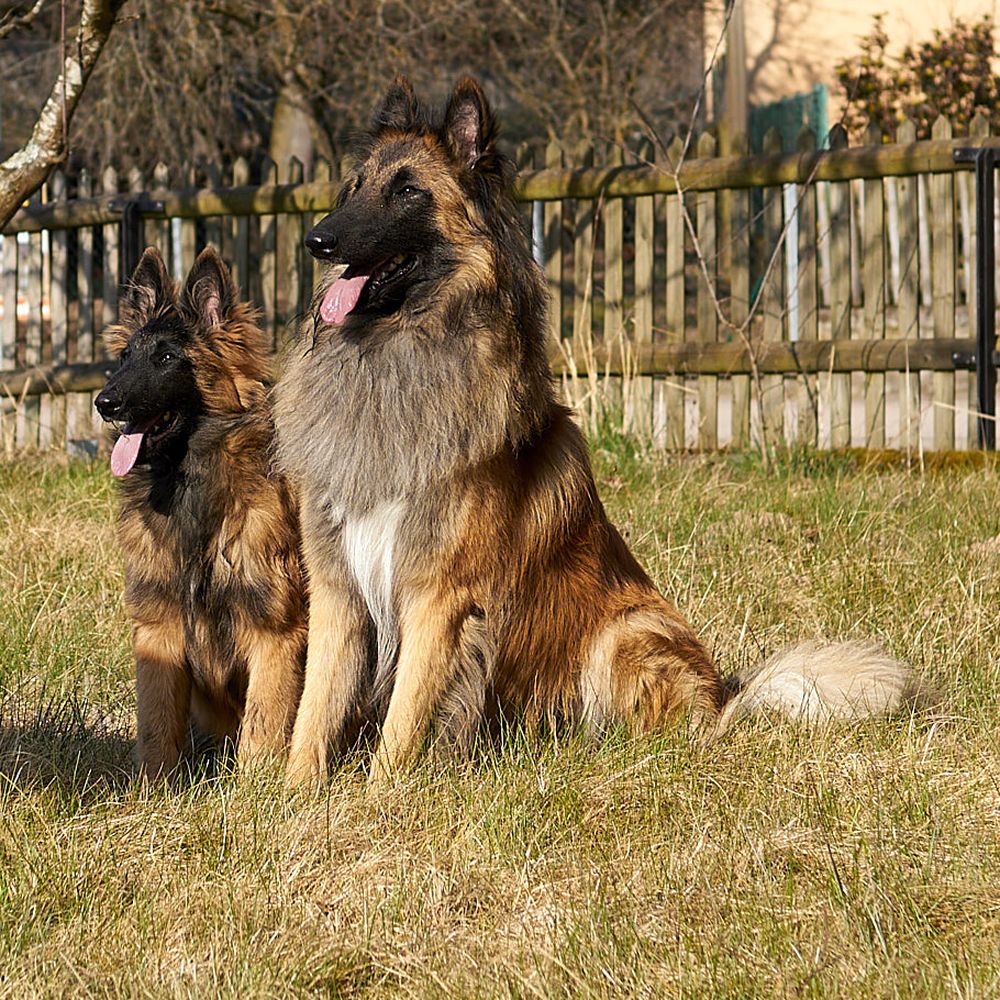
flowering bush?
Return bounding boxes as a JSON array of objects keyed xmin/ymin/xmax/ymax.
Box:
[{"xmin": 836, "ymin": 14, "xmax": 1000, "ymax": 139}]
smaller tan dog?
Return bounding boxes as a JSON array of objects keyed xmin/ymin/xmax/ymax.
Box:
[{"xmin": 97, "ymin": 247, "xmax": 306, "ymax": 776}]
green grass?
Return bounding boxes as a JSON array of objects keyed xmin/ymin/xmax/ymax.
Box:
[{"xmin": 2, "ymin": 446, "xmax": 1000, "ymax": 997}]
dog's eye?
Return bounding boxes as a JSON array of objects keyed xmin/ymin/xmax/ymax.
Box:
[
  {"xmin": 396, "ymin": 185, "xmax": 420, "ymax": 198},
  {"xmin": 158, "ymin": 351, "xmax": 175, "ymax": 364}
]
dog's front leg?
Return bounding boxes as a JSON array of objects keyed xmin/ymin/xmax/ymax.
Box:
[
  {"xmin": 134, "ymin": 617, "xmax": 191, "ymax": 780},
  {"xmin": 369, "ymin": 591, "xmax": 469, "ymax": 786},
  {"xmin": 286, "ymin": 568, "xmax": 369, "ymax": 788}
]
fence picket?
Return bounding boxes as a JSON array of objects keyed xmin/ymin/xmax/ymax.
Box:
[
  {"xmin": 729, "ymin": 132, "xmax": 751, "ymax": 449},
  {"xmin": 153, "ymin": 162, "xmax": 171, "ymax": 265},
  {"xmin": 828, "ymin": 125, "xmax": 852, "ymax": 448},
  {"xmin": 179, "ymin": 166, "xmax": 197, "ymax": 277},
  {"xmin": 603, "ymin": 143, "xmax": 625, "ymax": 418},
  {"xmin": 632, "ymin": 137, "xmax": 655, "ymax": 440},
  {"xmin": 760, "ymin": 128, "xmax": 784, "ymax": 451},
  {"xmin": 259, "ymin": 158, "xmax": 278, "ymax": 350},
  {"xmin": 862, "ymin": 123, "xmax": 886, "ymax": 447},
  {"xmin": 201, "ymin": 162, "xmax": 223, "ymax": 253},
  {"xmin": 570, "ymin": 142, "xmax": 595, "ymax": 426},
  {"xmin": 931, "ymin": 115, "xmax": 956, "ymax": 450},
  {"xmin": 47, "ymin": 171, "xmax": 69, "ymax": 449},
  {"xmin": 18, "ymin": 193, "xmax": 43, "ymax": 448},
  {"xmin": 231, "ymin": 157, "xmax": 250, "ymax": 299},
  {"xmin": 276, "ymin": 156, "xmax": 305, "ymax": 346},
  {"xmin": 1, "ymin": 230, "xmax": 16, "ymax": 452},
  {"xmin": 664, "ymin": 136, "xmax": 686, "ymax": 450},
  {"xmin": 309, "ymin": 156, "xmax": 333, "ymax": 298},
  {"xmin": 795, "ymin": 127, "xmax": 819, "ymax": 446},
  {"xmin": 695, "ymin": 131, "xmax": 718, "ymax": 450},
  {"xmin": 544, "ymin": 141, "xmax": 563, "ymax": 350},
  {"xmin": 71, "ymin": 171, "xmax": 95, "ymax": 447},
  {"xmin": 895, "ymin": 119, "xmax": 920, "ymax": 453}
]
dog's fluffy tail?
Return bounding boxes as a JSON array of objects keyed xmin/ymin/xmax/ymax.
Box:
[{"xmin": 712, "ymin": 640, "xmax": 934, "ymax": 737}]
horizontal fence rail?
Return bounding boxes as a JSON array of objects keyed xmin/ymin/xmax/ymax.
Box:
[
  {"xmin": 1, "ymin": 113, "xmax": 999, "ymax": 455},
  {"xmin": 7, "ymin": 134, "xmax": 1000, "ymax": 235}
]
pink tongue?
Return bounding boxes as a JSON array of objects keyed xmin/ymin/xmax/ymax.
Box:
[
  {"xmin": 110, "ymin": 429, "xmax": 145, "ymax": 478},
  {"xmin": 320, "ymin": 273, "xmax": 369, "ymax": 325}
]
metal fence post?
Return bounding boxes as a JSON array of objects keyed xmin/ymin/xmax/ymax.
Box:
[{"xmin": 954, "ymin": 147, "xmax": 998, "ymax": 450}]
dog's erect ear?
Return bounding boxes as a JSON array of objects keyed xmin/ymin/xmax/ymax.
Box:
[
  {"xmin": 120, "ymin": 247, "xmax": 174, "ymax": 327},
  {"xmin": 181, "ymin": 246, "xmax": 237, "ymax": 329},
  {"xmin": 443, "ymin": 77, "xmax": 496, "ymax": 169},
  {"xmin": 373, "ymin": 75, "xmax": 420, "ymax": 133}
]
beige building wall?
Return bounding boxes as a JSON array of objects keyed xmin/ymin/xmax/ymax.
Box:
[{"xmin": 709, "ymin": 0, "xmax": 1000, "ymax": 116}]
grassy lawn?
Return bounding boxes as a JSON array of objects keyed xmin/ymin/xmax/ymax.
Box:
[{"xmin": 2, "ymin": 441, "xmax": 999, "ymax": 997}]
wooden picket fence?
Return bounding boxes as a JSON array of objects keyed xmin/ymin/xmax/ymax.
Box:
[{"xmin": 1, "ymin": 113, "xmax": 997, "ymax": 455}]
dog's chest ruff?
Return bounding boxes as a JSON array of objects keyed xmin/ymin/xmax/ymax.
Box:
[{"xmin": 338, "ymin": 501, "xmax": 404, "ymax": 670}]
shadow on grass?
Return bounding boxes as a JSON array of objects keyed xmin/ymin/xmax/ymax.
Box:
[{"xmin": 0, "ymin": 687, "xmax": 135, "ymax": 797}]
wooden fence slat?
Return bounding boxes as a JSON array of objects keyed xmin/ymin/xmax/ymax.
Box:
[
  {"xmin": 729, "ymin": 132, "xmax": 751, "ymax": 449},
  {"xmin": 931, "ymin": 115, "xmax": 956, "ymax": 450},
  {"xmin": 153, "ymin": 162, "xmax": 171, "ymax": 264},
  {"xmin": 664, "ymin": 136, "xmax": 686, "ymax": 450},
  {"xmin": 570, "ymin": 142, "xmax": 595, "ymax": 427},
  {"xmin": 98, "ymin": 166, "xmax": 119, "ymax": 441},
  {"xmin": 760, "ymin": 127, "xmax": 785, "ymax": 451},
  {"xmin": 276, "ymin": 156, "xmax": 305, "ymax": 347},
  {"xmin": 259, "ymin": 157, "xmax": 278, "ymax": 350},
  {"xmin": 71, "ymin": 170, "xmax": 95, "ymax": 445},
  {"xmin": 828, "ymin": 125, "xmax": 852, "ymax": 447},
  {"xmin": 543, "ymin": 140, "xmax": 563, "ymax": 348},
  {"xmin": 231, "ymin": 157, "xmax": 250, "ymax": 300},
  {"xmin": 649, "ymin": 139, "xmax": 667, "ymax": 447},
  {"xmin": 695, "ymin": 131, "xmax": 718, "ymax": 450},
  {"xmin": 46, "ymin": 171, "xmax": 69, "ymax": 449},
  {"xmin": 201, "ymin": 162, "xmax": 224, "ymax": 253},
  {"xmin": 603, "ymin": 143, "xmax": 625, "ymax": 419},
  {"xmin": 795, "ymin": 127, "xmax": 819, "ymax": 446},
  {"xmin": 895, "ymin": 119, "xmax": 920, "ymax": 452},
  {"xmin": 179, "ymin": 165, "xmax": 197, "ymax": 277},
  {"xmin": 1, "ymin": 231, "xmax": 17, "ymax": 452},
  {"xmin": 18, "ymin": 192, "xmax": 43, "ymax": 448},
  {"xmin": 309, "ymin": 156, "xmax": 333, "ymax": 297},
  {"xmin": 127, "ymin": 167, "xmax": 148, "ymax": 253},
  {"xmin": 862, "ymin": 123, "xmax": 886, "ymax": 448},
  {"xmin": 632, "ymin": 137, "xmax": 655, "ymax": 440}
]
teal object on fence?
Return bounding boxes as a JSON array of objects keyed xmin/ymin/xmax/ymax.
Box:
[{"xmin": 750, "ymin": 84, "xmax": 829, "ymax": 152}]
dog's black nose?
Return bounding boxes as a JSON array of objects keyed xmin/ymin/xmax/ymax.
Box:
[
  {"xmin": 95, "ymin": 390, "xmax": 122, "ymax": 420},
  {"xmin": 305, "ymin": 226, "xmax": 338, "ymax": 261}
]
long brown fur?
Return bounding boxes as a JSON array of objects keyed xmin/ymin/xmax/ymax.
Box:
[
  {"xmin": 275, "ymin": 78, "xmax": 919, "ymax": 786},
  {"xmin": 104, "ymin": 247, "xmax": 307, "ymax": 777}
]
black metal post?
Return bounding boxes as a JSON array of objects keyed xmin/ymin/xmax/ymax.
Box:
[
  {"xmin": 107, "ymin": 196, "xmax": 165, "ymax": 287},
  {"xmin": 954, "ymin": 146, "xmax": 998, "ymax": 450}
]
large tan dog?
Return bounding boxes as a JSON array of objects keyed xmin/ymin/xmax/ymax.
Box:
[
  {"xmin": 274, "ymin": 77, "xmax": 921, "ymax": 786},
  {"xmin": 98, "ymin": 247, "xmax": 307, "ymax": 777}
]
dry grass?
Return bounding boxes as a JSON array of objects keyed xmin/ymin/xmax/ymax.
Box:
[{"xmin": 2, "ymin": 441, "xmax": 1000, "ymax": 998}]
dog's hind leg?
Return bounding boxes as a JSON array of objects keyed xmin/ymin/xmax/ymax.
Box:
[
  {"xmin": 134, "ymin": 616, "xmax": 192, "ymax": 779},
  {"xmin": 237, "ymin": 625, "xmax": 306, "ymax": 767},
  {"xmin": 583, "ymin": 606, "xmax": 723, "ymax": 733},
  {"xmin": 432, "ymin": 607, "xmax": 494, "ymax": 758},
  {"xmin": 369, "ymin": 591, "xmax": 475, "ymax": 786}
]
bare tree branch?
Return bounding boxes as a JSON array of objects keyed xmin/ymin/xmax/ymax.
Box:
[
  {"xmin": 0, "ymin": 0, "xmax": 49, "ymax": 41},
  {"xmin": 0, "ymin": 0, "xmax": 126, "ymax": 228}
]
